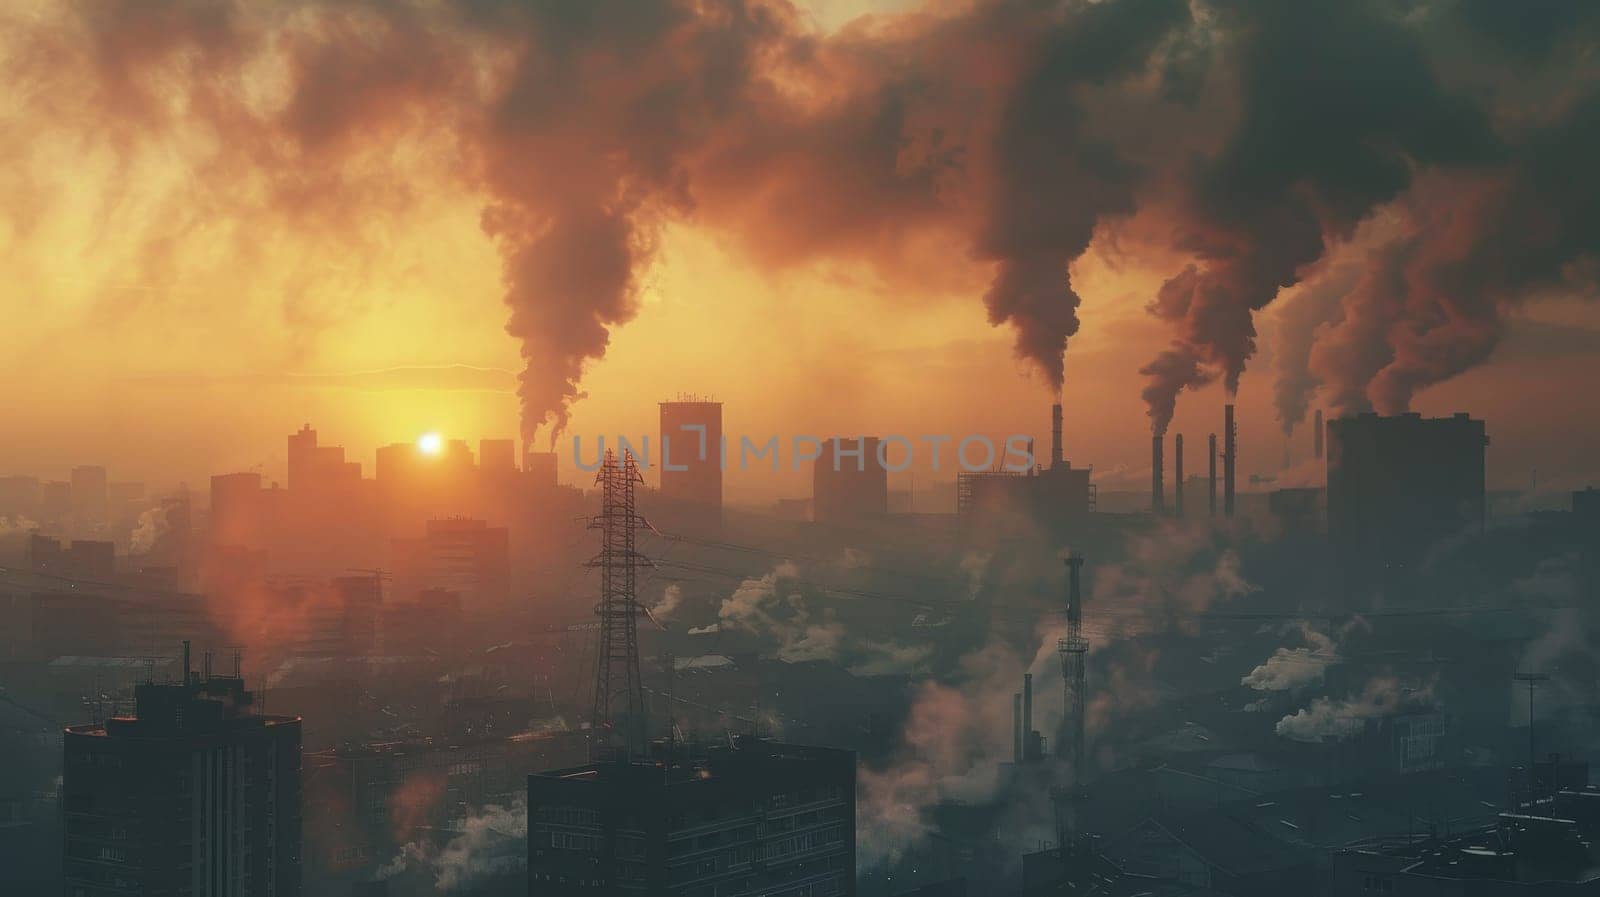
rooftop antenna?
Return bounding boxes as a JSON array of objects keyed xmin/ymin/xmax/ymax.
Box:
[{"xmin": 1514, "ymin": 672, "xmax": 1550, "ymax": 803}]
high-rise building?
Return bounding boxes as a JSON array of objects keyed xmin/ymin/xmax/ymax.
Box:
[
  {"xmin": 813, "ymin": 436, "xmax": 889, "ymax": 526},
  {"xmin": 479, "ymin": 438, "xmax": 517, "ymax": 475},
  {"xmin": 659, "ymin": 398, "xmax": 723, "ymax": 528},
  {"xmin": 390, "ymin": 517, "xmax": 511, "ymax": 609},
  {"xmin": 1327, "ymin": 412, "xmax": 1488, "ymax": 583},
  {"xmin": 71, "ymin": 465, "xmax": 109, "ymax": 523},
  {"xmin": 210, "ymin": 472, "xmax": 267, "ymax": 549},
  {"xmin": 527, "ymin": 738, "xmax": 855, "ymax": 896},
  {"xmin": 63, "ymin": 645, "xmax": 302, "ymax": 897},
  {"xmin": 287, "ymin": 424, "xmax": 361, "ymax": 494}
]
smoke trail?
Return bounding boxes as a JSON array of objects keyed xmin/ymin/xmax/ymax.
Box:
[{"xmin": 1140, "ymin": 0, "xmax": 1498, "ymax": 426}]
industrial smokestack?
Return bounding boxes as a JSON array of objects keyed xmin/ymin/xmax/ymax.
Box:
[
  {"xmin": 1208, "ymin": 433, "xmax": 1218, "ymax": 517},
  {"xmin": 1012, "ymin": 692, "xmax": 1023, "ymax": 763},
  {"xmin": 1314, "ymin": 409, "xmax": 1324, "ymax": 461},
  {"xmin": 1051, "ymin": 403, "xmax": 1063, "ymax": 469},
  {"xmin": 1023, "ymin": 672, "xmax": 1034, "ymax": 746},
  {"xmin": 1175, "ymin": 434, "xmax": 1185, "ymax": 518},
  {"xmin": 1151, "ymin": 435, "xmax": 1165, "ymax": 513},
  {"xmin": 1224, "ymin": 403, "xmax": 1236, "ymax": 518}
]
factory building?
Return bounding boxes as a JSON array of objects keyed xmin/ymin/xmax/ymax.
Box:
[
  {"xmin": 527, "ymin": 737, "xmax": 855, "ymax": 896},
  {"xmin": 958, "ymin": 404, "xmax": 1094, "ymax": 541},
  {"xmin": 63, "ymin": 644, "xmax": 302, "ymax": 897},
  {"xmin": 814, "ymin": 436, "xmax": 890, "ymax": 526},
  {"xmin": 659, "ymin": 397, "xmax": 724, "ymax": 531},
  {"xmin": 1327, "ymin": 412, "xmax": 1488, "ymax": 584}
]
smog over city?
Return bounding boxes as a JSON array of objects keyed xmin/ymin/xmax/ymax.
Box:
[{"xmin": 2, "ymin": 1, "xmax": 1599, "ymax": 896}]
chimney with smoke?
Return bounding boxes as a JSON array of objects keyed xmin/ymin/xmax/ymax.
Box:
[
  {"xmin": 1175, "ymin": 434, "xmax": 1185, "ymax": 518},
  {"xmin": 1314, "ymin": 409, "xmax": 1324, "ymax": 461},
  {"xmin": 1209, "ymin": 433, "xmax": 1217, "ymax": 517},
  {"xmin": 1051, "ymin": 403, "xmax": 1063, "ymax": 470},
  {"xmin": 1224, "ymin": 404, "xmax": 1237, "ymax": 518},
  {"xmin": 1152, "ymin": 435, "xmax": 1165, "ymax": 513}
]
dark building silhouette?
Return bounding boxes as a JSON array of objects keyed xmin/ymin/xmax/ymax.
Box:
[
  {"xmin": 527, "ymin": 738, "xmax": 855, "ymax": 896},
  {"xmin": 1327, "ymin": 412, "xmax": 1488, "ymax": 585},
  {"xmin": 659, "ymin": 397, "xmax": 723, "ymax": 530},
  {"xmin": 813, "ymin": 437, "xmax": 889, "ymax": 526},
  {"xmin": 210, "ymin": 471, "xmax": 267, "ymax": 549},
  {"xmin": 957, "ymin": 404, "xmax": 1095, "ymax": 541},
  {"xmin": 390, "ymin": 517, "xmax": 510, "ymax": 609},
  {"xmin": 70, "ymin": 464, "xmax": 109, "ymax": 523},
  {"xmin": 63, "ymin": 645, "xmax": 302, "ymax": 896}
]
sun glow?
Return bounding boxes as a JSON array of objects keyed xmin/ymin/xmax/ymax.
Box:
[{"xmin": 417, "ymin": 431, "xmax": 444, "ymax": 455}]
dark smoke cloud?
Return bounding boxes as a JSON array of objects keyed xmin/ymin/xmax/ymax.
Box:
[
  {"xmin": 1305, "ymin": 85, "xmax": 1600, "ymax": 416},
  {"xmin": 1140, "ymin": 0, "xmax": 1499, "ymax": 431},
  {"xmin": 7, "ymin": 0, "xmax": 1596, "ymax": 437},
  {"xmin": 974, "ymin": 0, "xmax": 1188, "ymax": 391},
  {"xmin": 4, "ymin": 0, "xmax": 1202, "ymax": 442}
]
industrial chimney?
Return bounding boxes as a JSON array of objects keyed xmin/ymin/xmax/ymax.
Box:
[
  {"xmin": 1224, "ymin": 404, "xmax": 1236, "ymax": 518},
  {"xmin": 1151, "ymin": 435, "xmax": 1165, "ymax": 513},
  {"xmin": 1013, "ymin": 692, "xmax": 1022, "ymax": 763},
  {"xmin": 1208, "ymin": 433, "xmax": 1218, "ymax": 517},
  {"xmin": 1314, "ymin": 409, "xmax": 1324, "ymax": 461},
  {"xmin": 1175, "ymin": 434, "xmax": 1185, "ymax": 518},
  {"xmin": 1051, "ymin": 403, "xmax": 1063, "ymax": 469},
  {"xmin": 1023, "ymin": 672, "xmax": 1034, "ymax": 752}
]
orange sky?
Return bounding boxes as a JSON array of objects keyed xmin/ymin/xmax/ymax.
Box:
[{"xmin": 2, "ymin": 0, "xmax": 1597, "ymax": 501}]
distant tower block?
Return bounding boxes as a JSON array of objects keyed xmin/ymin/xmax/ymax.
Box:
[
  {"xmin": 1174, "ymin": 434, "xmax": 1185, "ymax": 518},
  {"xmin": 1151, "ymin": 434, "xmax": 1165, "ymax": 513},
  {"xmin": 525, "ymin": 449, "xmax": 558, "ymax": 489},
  {"xmin": 659, "ymin": 396, "xmax": 724, "ymax": 512},
  {"xmin": 1314, "ymin": 409, "xmax": 1325, "ymax": 461}
]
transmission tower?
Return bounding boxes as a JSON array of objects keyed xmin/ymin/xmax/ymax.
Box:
[
  {"xmin": 1054, "ymin": 554, "xmax": 1089, "ymax": 856},
  {"xmin": 588, "ymin": 449, "xmax": 649, "ymax": 758}
]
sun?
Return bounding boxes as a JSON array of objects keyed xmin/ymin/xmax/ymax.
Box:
[{"xmin": 417, "ymin": 432, "xmax": 444, "ymax": 456}]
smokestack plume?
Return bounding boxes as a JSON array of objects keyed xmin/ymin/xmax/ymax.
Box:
[
  {"xmin": 1224, "ymin": 404, "xmax": 1237, "ymax": 518},
  {"xmin": 1208, "ymin": 434, "xmax": 1218, "ymax": 517},
  {"xmin": 1314, "ymin": 409, "xmax": 1324, "ymax": 461},
  {"xmin": 1175, "ymin": 434, "xmax": 1185, "ymax": 518},
  {"xmin": 1012, "ymin": 692, "xmax": 1022, "ymax": 764},
  {"xmin": 1151, "ymin": 435, "xmax": 1165, "ymax": 513},
  {"xmin": 1051, "ymin": 403, "xmax": 1063, "ymax": 469}
]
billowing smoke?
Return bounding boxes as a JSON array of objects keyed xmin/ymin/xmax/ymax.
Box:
[
  {"xmin": 379, "ymin": 796, "xmax": 527, "ymax": 894},
  {"xmin": 129, "ymin": 506, "xmax": 170, "ymax": 555},
  {"xmin": 1, "ymin": 0, "xmax": 1212, "ymax": 442},
  {"xmin": 1275, "ymin": 676, "xmax": 1433, "ymax": 743},
  {"xmin": 1241, "ymin": 623, "xmax": 1338, "ymax": 692},
  {"xmin": 1141, "ymin": 0, "xmax": 1501, "ymax": 428},
  {"xmin": 716, "ymin": 562, "xmax": 928, "ymax": 675},
  {"xmin": 8, "ymin": 1, "xmax": 1594, "ymax": 439},
  {"xmin": 649, "ymin": 583, "xmax": 683, "ymax": 622}
]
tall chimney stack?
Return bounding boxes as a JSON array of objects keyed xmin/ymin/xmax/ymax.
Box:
[
  {"xmin": 1314, "ymin": 409, "xmax": 1324, "ymax": 461},
  {"xmin": 1013, "ymin": 692, "xmax": 1022, "ymax": 763},
  {"xmin": 1175, "ymin": 434, "xmax": 1185, "ymax": 518},
  {"xmin": 1152, "ymin": 435, "xmax": 1165, "ymax": 513},
  {"xmin": 1208, "ymin": 433, "xmax": 1218, "ymax": 517},
  {"xmin": 1224, "ymin": 403, "xmax": 1236, "ymax": 518},
  {"xmin": 1051, "ymin": 403, "xmax": 1063, "ymax": 469},
  {"xmin": 1023, "ymin": 672, "xmax": 1034, "ymax": 748}
]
